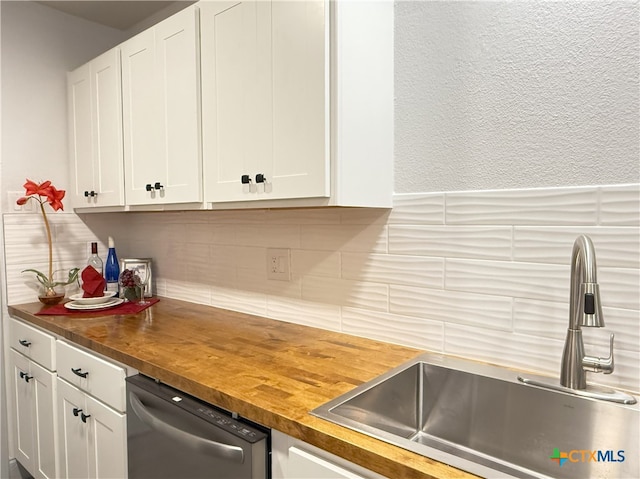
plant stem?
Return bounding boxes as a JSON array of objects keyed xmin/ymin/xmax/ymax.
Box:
[{"xmin": 39, "ymin": 200, "xmax": 54, "ymax": 285}]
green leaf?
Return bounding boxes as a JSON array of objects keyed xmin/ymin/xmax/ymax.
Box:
[
  {"xmin": 50, "ymin": 267, "xmax": 80, "ymax": 287},
  {"xmin": 21, "ymin": 269, "xmax": 50, "ymax": 286}
]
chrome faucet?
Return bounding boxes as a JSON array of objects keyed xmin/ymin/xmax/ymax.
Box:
[{"xmin": 560, "ymin": 235, "xmax": 614, "ymax": 389}]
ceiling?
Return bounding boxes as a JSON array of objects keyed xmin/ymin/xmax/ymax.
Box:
[{"xmin": 36, "ymin": 1, "xmax": 179, "ymax": 31}]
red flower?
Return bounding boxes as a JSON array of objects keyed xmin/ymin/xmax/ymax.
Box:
[
  {"xmin": 23, "ymin": 179, "xmax": 52, "ymax": 197},
  {"xmin": 47, "ymin": 186, "xmax": 65, "ymax": 211},
  {"xmin": 18, "ymin": 179, "xmax": 66, "ymax": 210}
]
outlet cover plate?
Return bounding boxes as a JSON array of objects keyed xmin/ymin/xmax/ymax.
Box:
[{"xmin": 267, "ymin": 248, "xmax": 291, "ymax": 281}]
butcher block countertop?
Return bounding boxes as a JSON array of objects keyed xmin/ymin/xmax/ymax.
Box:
[{"xmin": 8, "ymin": 298, "xmax": 478, "ymax": 479}]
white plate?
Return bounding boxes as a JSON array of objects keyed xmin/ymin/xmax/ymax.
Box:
[
  {"xmin": 69, "ymin": 291, "xmax": 117, "ymax": 305},
  {"xmin": 64, "ymin": 297, "xmax": 124, "ymax": 311}
]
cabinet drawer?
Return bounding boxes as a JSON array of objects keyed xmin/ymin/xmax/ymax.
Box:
[
  {"xmin": 9, "ymin": 318, "xmax": 56, "ymax": 371},
  {"xmin": 56, "ymin": 341, "xmax": 126, "ymax": 412}
]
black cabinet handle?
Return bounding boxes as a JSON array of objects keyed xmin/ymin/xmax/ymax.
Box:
[
  {"xmin": 18, "ymin": 339, "xmax": 31, "ymax": 347},
  {"xmin": 241, "ymin": 175, "xmax": 251, "ymax": 184},
  {"xmin": 73, "ymin": 407, "xmax": 82, "ymax": 417},
  {"xmin": 19, "ymin": 371, "xmax": 33, "ymax": 383},
  {"xmin": 81, "ymin": 412, "xmax": 91, "ymax": 423},
  {"xmin": 146, "ymin": 184, "xmax": 153, "ymax": 192},
  {"xmin": 84, "ymin": 190, "xmax": 89, "ymax": 197},
  {"xmin": 71, "ymin": 368, "xmax": 89, "ymax": 378},
  {"xmin": 154, "ymin": 182, "xmax": 163, "ymax": 190},
  {"xmin": 84, "ymin": 190, "xmax": 97, "ymax": 197},
  {"xmin": 255, "ymin": 174, "xmax": 266, "ymax": 183}
]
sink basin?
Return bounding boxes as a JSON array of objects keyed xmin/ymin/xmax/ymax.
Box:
[{"xmin": 312, "ymin": 353, "xmax": 639, "ymax": 479}]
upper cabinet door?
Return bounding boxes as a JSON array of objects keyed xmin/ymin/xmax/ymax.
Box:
[
  {"xmin": 270, "ymin": 0, "xmax": 329, "ymax": 200},
  {"xmin": 201, "ymin": 1, "xmax": 271, "ymax": 203},
  {"xmin": 201, "ymin": 0, "xmax": 328, "ymax": 204},
  {"xmin": 155, "ymin": 5, "xmax": 202, "ymax": 204},
  {"xmin": 121, "ymin": 28, "xmax": 163, "ymax": 205},
  {"xmin": 67, "ymin": 48, "xmax": 125, "ymax": 209},
  {"xmin": 91, "ymin": 49, "xmax": 125, "ymax": 207},
  {"xmin": 122, "ymin": 5, "xmax": 202, "ymax": 206},
  {"xmin": 67, "ymin": 64, "xmax": 95, "ymax": 207}
]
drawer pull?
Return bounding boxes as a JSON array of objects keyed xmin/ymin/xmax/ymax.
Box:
[
  {"xmin": 71, "ymin": 368, "xmax": 89, "ymax": 378},
  {"xmin": 73, "ymin": 407, "xmax": 82, "ymax": 417},
  {"xmin": 19, "ymin": 371, "xmax": 33, "ymax": 383},
  {"xmin": 18, "ymin": 339, "xmax": 31, "ymax": 347},
  {"xmin": 81, "ymin": 412, "xmax": 91, "ymax": 423}
]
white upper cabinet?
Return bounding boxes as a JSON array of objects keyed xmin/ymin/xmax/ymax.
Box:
[
  {"xmin": 201, "ymin": 0, "xmax": 329, "ymax": 204},
  {"xmin": 67, "ymin": 1, "xmax": 392, "ymax": 211},
  {"xmin": 67, "ymin": 48, "xmax": 125, "ymax": 208},
  {"xmin": 121, "ymin": 5, "xmax": 202, "ymax": 206},
  {"xmin": 201, "ymin": 0, "xmax": 393, "ymax": 208}
]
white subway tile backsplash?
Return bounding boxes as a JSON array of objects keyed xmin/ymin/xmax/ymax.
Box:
[
  {"xmin": 599, "ymin": 267, "xmax": 640, "ymax": 311},
  {"xmin": 513, "ymin": 299, "xmax": 569, "ymax": 340},
  {"xmin": 4, "ymin": 183, "xmax": 639, "ymax": 393},
  {"xmin": 165, "ymin": 280, "xmax": 211, "ymax": 305},
  {"xmin": 445, "ymin": 187, "xmax": 599, "ymax": 225},
  {"xmin": 266, "ymin": 297, "xmax": 342, "ymax": 331},
  {"xmin": 389, "ymin": 225, "xmax": 512, "ymax": 260},
  {"xmin": 236, "ymin": 224, "xmax": 301, "ymax": 248},
  {"xmin": 266, "ymin": 207, "xmax": 341, "ymax": 225},
  {"xmin": 342, "ymin": 307, "xmax": 444, "ymax": 351},
  {"xmin": 184, "ymin": 243, "xmax": 214, "ymax": 284},
  {"xmin": 445, "ymin": 259, "xmax": 567, "ymax": 303},
  {"xmin": 513, "ymin": 227, "xmax": 640, "ymax": 268},
  {"xmin": 389, "ymin": 193, "xmax": 445, "ymax": 225},
  {"xmin": 599, "ymin": 184, "xmax": 640, "ymax": 226},
  {"xmin": 231, "ymin": 246, "xmax": 266, "ymax": 270},
  {"xmin": 390, "ymin": 285, "xmax": 513, "ymax": 330},
  {"xmin": 341, "ymin": 253, "xmax": 443, "ymax": 288},
  {"xmin": 292, "ymin": 250, "xmax": 341, "ymax": 279},
  {"xmin": 302, "ymin": 276, "xmax": 389, "ymax": 311},
  {"xmin": 340, "ymin": 208, "xmax": 391, "ymax": 226},
  {"xmin": 444, "ymin": 323, "xmax": 563, "ymax": 375},
  {"xmin": 211, "ymin": 285, "xmax": 267, "ymax": 316},
  {"xmin": 301, "ymin": 224, "xmax": 388, "ymax": 253}
]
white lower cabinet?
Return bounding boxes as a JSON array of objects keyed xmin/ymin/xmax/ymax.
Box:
[
  {"xmin": 8, "ymin": 349, "xmax": 58, "ymax": 479},
  {"xmin": 55, "ymin": 340, "xmax": 128, "ymax": 479},
  {"xmin": 272, "ymin": 430, "xmax": 387, "ymax": 479},
  {"xmin": 57, "ymin": 378, "xmax": 126, "ymax": 479}
]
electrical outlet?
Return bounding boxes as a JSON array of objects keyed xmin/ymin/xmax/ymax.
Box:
[
  {"xmin": 267, "ymin": 248, "xmax": 290, "ymax": 281},
  {"xmin": 7, "ymin": 191, "xmax": 36, "ymax": 212}
]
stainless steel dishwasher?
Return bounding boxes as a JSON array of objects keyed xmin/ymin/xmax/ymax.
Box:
[{"xmin": 126, "ymin": 374, "xmax": 270, "ymax": 479}]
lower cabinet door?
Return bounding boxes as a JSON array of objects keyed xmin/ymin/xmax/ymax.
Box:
[
  {"xmin": 86, "ymin": 395, "xmax": 127, "ymax": 479},
  {"xmin": 57, "ymin": 378, "xmax": 90, "ymax": 479},
  {"xmin": 9, "ymin": 350, "xmax": 35, "ymax": 473},
  {"xmin": 31, "ymin": 361, "xmax": 58, "ymax": 479},
  {"xmin": 9, "ymin": 350, "xmax": 58, "ymax": 479},
  {"xmin": 57, "ymin": 378, "xmax": 127, "ymax": 479}
]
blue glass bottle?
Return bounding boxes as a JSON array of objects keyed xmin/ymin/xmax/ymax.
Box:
[{"xmin": 105, "ymin": 236, "xmax": 120, "ymax": 295}]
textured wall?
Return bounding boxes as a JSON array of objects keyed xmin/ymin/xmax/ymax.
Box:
[
  {"xmin": 395, "ymin": 1, "xmax": 640, "ymax": 193},
  {"xmin": 0, "ymin": 1, "xmax": 126, "ymax": 210}
]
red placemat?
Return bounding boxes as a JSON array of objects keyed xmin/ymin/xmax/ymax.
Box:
[{"xmin": 36, "ymin": 298, "xmax": 159, "ymax": 316}]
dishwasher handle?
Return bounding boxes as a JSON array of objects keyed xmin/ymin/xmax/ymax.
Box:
[{"xmin": 129, "ymin": 391, "xmax": 245, "ymax": 464}]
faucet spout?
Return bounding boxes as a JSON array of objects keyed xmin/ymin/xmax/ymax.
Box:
[{"xmin": 560, "ymin": 235, "xmax": 613, "ymax": 389}]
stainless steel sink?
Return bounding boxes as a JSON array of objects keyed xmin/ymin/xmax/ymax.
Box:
[{"xmin": 312, "ymin": 353, "xmax": 639, "ymax": 479}]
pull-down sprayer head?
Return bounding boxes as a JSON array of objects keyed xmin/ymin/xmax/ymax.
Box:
[{"xmin": 569, "ymin": 235, "xmax": 604, "ymax": 330}]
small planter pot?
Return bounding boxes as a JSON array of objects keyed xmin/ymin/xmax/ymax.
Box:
[{"xmin": 38, "ymin": 285, "xmax": 65, "ymax": 305}]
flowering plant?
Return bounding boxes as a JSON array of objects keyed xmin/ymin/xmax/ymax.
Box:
[{"xmin": 18, "ymin": 179, "xmax": 79, "ymax": 299}]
